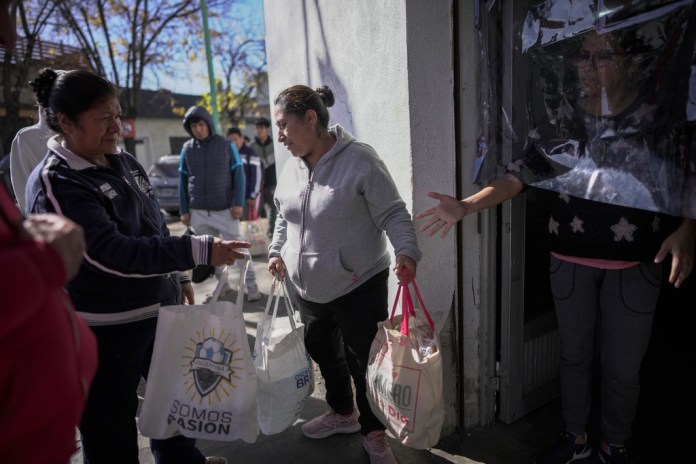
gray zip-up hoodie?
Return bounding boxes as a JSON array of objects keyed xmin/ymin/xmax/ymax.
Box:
[{"xmin": 270, "ymin": 124, "xmax": 421, "ymax": 303}]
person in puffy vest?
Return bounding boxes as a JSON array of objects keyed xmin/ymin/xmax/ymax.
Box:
[{"xmin": 179, "ymin": 106, "xmax": 261, "ymax": 301}]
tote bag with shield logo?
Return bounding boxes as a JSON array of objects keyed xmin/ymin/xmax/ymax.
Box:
[{"xmin": 138, "ymin": 262, "xmax": 258, "ymax": 442}]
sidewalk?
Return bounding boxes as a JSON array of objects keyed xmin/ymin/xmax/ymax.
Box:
[
  {"xmin": 67, "ymin": 247, "xmax": 457, "ymax": 463},
  {"xmin": 68, "ymin": 243, "xmax": 559, "ymax": 464},
  {"xmin": 67, "ymin": 218, "xmax": 673, "ymax": 464}
]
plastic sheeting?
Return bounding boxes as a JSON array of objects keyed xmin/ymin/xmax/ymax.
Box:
[{"xmin": 510, "ymin": 0, "xmax": 696, "ymax": 218}]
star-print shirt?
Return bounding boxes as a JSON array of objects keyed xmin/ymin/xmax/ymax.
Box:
[
  {"xmin": 506, "ymin": 95, "xmax": 691, "ymax": 262},
  {"xmin": 525, "ymin": 187, "xmax": 682, "ymax": 262}
]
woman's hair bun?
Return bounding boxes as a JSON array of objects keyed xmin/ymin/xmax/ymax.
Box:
[
  {"xmin": 315, "ymin": 85, "xmax": 335, "ymax": 108},
  {"xmin": 30, "ymin": 68, "xmax": 59, "ymax": 108}
]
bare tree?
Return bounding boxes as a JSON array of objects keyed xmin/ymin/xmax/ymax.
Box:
[
  {"xmin": 0, "ymin": 0, "xmax": 59, "ymax": 154},
  {"xmin": 217, "ymin": 37, "xmax": 266, "ymax": 126},
  {"xmin": 197, "ymin": 8, "xmax": 268, "ymax": 130},
  {"xmin": 53, "ymin": 0, "xmax": 216, "ymax": 153}
]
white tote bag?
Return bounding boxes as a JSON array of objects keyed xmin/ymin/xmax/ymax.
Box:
[
  {"xmin": 366, "ymin": 275, "xmax": 444, "ymax": 449},
  {"xmin": 138, "ymin": 262, "xmax": 259, "ymax": 443},
  {"xmin": 253, "ymin": 277, "xmax": 314, "ymax": 435}
]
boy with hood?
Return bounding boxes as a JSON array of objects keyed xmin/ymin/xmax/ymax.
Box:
[{"xmin": 179, "ymin": 106, "xmax": 260, "ymax": 300}]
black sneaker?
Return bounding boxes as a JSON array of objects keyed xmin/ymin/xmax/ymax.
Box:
[
  {"xmin": 535, "ymin": 430, "xmax": 592, "ymax": 464},
  {"xmin": 599, "ymin": 442, "xmax": 632, "ymax": 464}
]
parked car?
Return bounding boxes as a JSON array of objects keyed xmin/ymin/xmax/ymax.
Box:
[{"xmin": 148, "ymin": 154, "xmax": 180, "ymax": 215}]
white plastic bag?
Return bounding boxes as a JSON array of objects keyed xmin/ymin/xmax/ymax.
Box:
[
  {"xmin": 242, "ymin": 213, "xmax": 270, "ymax": 257},
  {"xmin": 138, "ymin": 262, "xmax": 258, "ymax": 442},
  {"xmin": 253, "ymin": 277, "xmax": 314, "ymax": 435}
]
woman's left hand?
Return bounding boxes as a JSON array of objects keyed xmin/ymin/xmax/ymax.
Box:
[
  {"xmin": 654, "ymin": 218, "xmax": 696, "ymax": 288},
  {"xmin": 181, "ymin": 282, "xmax": 195, "ymax": 305},
  {"xmin": 393, "ymin": 255, "xmax": 417, "ymax": 284}
]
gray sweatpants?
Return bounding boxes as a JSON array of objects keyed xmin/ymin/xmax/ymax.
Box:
[{"xmin": 549, "ymin": 255, "xmax": 662, "ymax": 445}]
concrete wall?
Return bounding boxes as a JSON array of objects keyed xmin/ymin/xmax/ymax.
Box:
[{"xmin": 263, "ymin": 0, "xmax": 464, "ymax": 432}]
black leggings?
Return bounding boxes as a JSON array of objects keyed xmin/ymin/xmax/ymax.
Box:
[{"xmin": 295, "ymin": 268, "xmax": 390, "ymax": 435}]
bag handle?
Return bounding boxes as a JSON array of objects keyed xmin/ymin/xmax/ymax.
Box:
[
  {"xmin": 403, "ymin": 268, "xmax": 435, "ymax": 331},
  {"xmin": 259, "ymin": 276, "xmax": 298, "ymax": 344},
  {"xmin": 209, "ymin": 255, "xmax": 250, "ymax": 311},
  {"xmin": 389, "ymin": 268, "xmax": 435, "ymax": 336},
  {"xmin": 278, "ymin": 277, "xmax": 299, "ymax": 323}
]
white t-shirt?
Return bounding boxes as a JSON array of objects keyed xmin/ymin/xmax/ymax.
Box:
[{"xmin": 10, "ymin": 113, "xmax": 54, "ymax": 212}]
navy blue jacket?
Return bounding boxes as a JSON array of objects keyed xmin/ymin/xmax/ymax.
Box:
[{"xmin": 26, "ymin": 138, "xmax": 214, "ymax": 324}]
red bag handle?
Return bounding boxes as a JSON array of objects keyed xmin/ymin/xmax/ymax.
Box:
[
  {"xmin": 389, "ymin": 284, "xmax": 402, "ymax": 322},
  {"xmin": 389, "ymin": 268, "xmax": 435, "ymax": 336},
  {"xmin": 404, "ymin": 268, "xmax": 435, "ymax": 330}
]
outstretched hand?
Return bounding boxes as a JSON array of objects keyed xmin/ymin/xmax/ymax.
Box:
[
  {"xmin": 210, "ymin": 238, "xmax": 251, "ymax": 267},
  {"xmin": 415, "ymin": 192, "xmax": 468, "ymax": 238}
]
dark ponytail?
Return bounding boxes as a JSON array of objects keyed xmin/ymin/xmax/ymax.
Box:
[
  {"xmin": 274, "ymin": 84, "xmax": 335, "ymax": 131},
  {"xmin": 29, "ymin": 68, "xmax": 120, "ymax": 134}
]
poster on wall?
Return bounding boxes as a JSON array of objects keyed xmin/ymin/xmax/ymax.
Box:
[{"xmin": 121, "ymin": 118, "xmax": 136, "ymax": 139}]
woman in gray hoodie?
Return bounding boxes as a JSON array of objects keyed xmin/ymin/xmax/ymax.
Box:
[{"xmin": 268, "ymin": 84, "xmax": 421, "ymax": 464}]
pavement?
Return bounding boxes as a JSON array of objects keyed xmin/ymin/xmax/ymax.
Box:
[{"xmin": 67, "ymin": 216, "xmax": 684, "ymax": 464}]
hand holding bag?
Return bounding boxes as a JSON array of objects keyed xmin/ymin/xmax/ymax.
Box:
[
  {"xmin": 138, "ymin": 261, "xmax": 259, "ymax": 442},
  {"xmin": 366, "ymin": 271, "xmax": 444, "ymax": 449},
  {"xmin": 253, "ymin": 277, "xmax": 314, "ymax": 435}
]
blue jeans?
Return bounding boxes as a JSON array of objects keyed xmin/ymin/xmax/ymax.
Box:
[{"xmin": 549, "ymin": 256, "xmax": 661, "ymax": 445}]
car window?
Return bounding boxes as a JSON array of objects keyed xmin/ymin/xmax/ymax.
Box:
[{"xmin": 152, "ymin": 156, "xmax": 180, "ymax": 177}]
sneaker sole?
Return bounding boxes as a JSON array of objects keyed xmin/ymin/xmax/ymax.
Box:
[{"xmin": 302, "ymin": 423, "xmax": 361, "ymax": 439}]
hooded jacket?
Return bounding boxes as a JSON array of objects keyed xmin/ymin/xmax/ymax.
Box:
[
  {"xmin": 270, "ymin": 124, "xmax": 421, "ymax": 303},
  {"xmin": 179, "ymin": 106, "xmax": 245, "ymax": 213},
  {"xmin": 26, "ymin": 138, "xmax": 214, "ymax": 324}
]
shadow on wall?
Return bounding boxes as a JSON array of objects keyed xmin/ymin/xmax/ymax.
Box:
[{"xmin": 307, "ymin": 0, "xmax": 356, "ymax": 136}]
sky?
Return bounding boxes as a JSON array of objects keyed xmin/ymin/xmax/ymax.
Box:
[{"xmin": 143, "ymin": 0, "xmax": 266, "ymax": 96}]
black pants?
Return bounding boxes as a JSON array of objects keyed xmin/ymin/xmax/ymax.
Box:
[
  {"xmin": 80, "ymin": 318, "xmax": 205, "ymax": 464},
  {"xmin": 295, "ymin": 269, "xmax": 390, "ymax": 435}
]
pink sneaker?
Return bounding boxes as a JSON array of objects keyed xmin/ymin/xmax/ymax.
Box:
[
  {"xmin": 362, "ymin": 430, "xmax": 398, "ymax": 464},
  {"xmin": 301, "ymin": 409, "xmax": 361, "ymax": 439}
]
